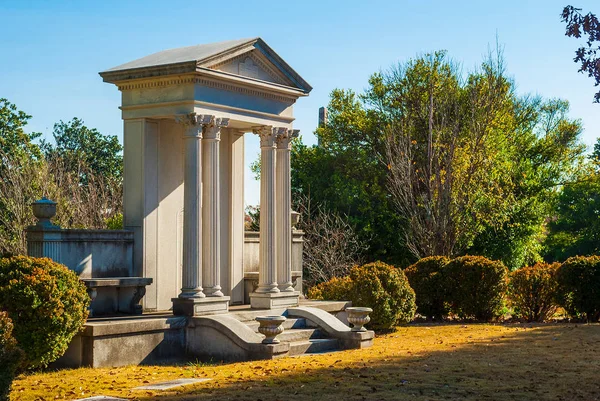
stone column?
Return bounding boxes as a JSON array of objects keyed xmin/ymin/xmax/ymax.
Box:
[
  {"xmin": 202, "ymin": 117, "xmax": 229, "ymax": 297},
  {"xmin": 276, "ymin": 129, "xmax": 299, "ymax": 292},
  {"xmin": 172, "ymin": 114, "xmax": 230, "ymax": 316},
  {"xmin": 255, "ymin": 126, "xmax": 279, "ymax": 294},
  {"xmin": 177, "ymin": 113, "xmax": 207, "ymax": 299},
  {"xmin": 250, "ymin": 127, "xmax": 300, "ymax": 309}
]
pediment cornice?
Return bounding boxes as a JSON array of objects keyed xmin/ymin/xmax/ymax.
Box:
[{"xmin": 100, "ymin": 38, "xmax": 312, "ymax": 95}]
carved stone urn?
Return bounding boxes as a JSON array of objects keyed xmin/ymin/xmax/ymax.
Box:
[
  {"xmin": 291, "ymin": 210, "xmax": 301, "ymax": 229},
  {"xmin": 346, "ymin": 307, "xmax": 372, "ymax": 332},
  {"xmin": 256, "ymin": 315, "xmax": 286, "ymax": 344},
  {"xmin": 31, "ymin": 197, "xmax": 59, "ymax": 229}
]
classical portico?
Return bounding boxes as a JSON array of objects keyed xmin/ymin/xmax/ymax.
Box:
[{"xmin": 100, "ymin": 38, "xmax": 311, "ymax": 315}]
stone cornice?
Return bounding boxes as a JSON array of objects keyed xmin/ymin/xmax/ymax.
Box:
[
  {"xmin": 121, "ymin": 100, "xmax": 295, "ymax": 124},
  {"xmin": 114, "ymin": 73, "xmax": 303, "ymax": 103},
  {"xmin": 99, "ymin": 38, "xmax": 312, "ymax": 94}
]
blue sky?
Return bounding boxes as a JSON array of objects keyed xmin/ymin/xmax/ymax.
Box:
[{"xmin": 1, "ymin": 0, "xmax": 598, "ymax": 205}]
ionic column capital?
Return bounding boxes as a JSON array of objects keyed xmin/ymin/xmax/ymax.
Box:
[{"xmin": 276, "ymin": 129, "xmax": 300, "ymax": 150}]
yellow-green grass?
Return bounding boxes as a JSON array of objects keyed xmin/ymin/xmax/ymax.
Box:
[{"xmin": 11, "ymin": 323, "xmax": 600, "ymax": 400}]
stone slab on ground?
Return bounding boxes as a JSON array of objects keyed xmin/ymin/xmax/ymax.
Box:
[
  {"xmin": 133, "ymin": 378, "xmax": 212, "ymax": 391},
  {"xmin": 74, "ymin": 397, "xmax": 127, "ymax": 401}
]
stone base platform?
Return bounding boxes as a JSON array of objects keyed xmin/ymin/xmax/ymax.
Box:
[
  {"xmin": 172, "ymin": 296, "xmax": 230, "ymax": 316},
  {"xmin": 249, "ymin": 291, "xmax": 300, "ymax": 309},
  {"xmin": 53, "ymin": 300, "xmax": 374, "ymax": 369}
]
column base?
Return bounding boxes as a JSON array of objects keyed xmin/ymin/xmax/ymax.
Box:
[
  {"xmin": 250, "ymin": 291, "xmax": 300, "ymax": 309},
  {"xmin": 172, "ymin": 296, "xmax": 230, "ymax": 316}
]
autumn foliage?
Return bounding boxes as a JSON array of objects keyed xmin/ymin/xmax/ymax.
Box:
[
  {"xmin": 0, "ymin": 256, "xmax": 89, "ymax": 369},
  {"xmin": 0, "ymin": 312, "xmax": 24, "ymax": 401},
  {"xmin": 509, "ymin": 263, "xmax": 560, "ymax": 322}
]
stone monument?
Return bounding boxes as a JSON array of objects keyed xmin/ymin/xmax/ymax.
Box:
[{"xmin": 99, "ymin": 37, "xmax": 312, "ymax": 315}]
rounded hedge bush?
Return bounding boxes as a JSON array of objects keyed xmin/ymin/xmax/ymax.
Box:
[
  {"xmin": 444, "ymin": 256, "xmax": 508, "ymax": 321},
  {"xmin": 0, "ymin": 312, "xmax": 24, "ymax": 401},
  {"xmin": 307, "ymin": 276, "xmax": 352, "ymax": 301},
  {"xmin": 557, "ymin": 256, "xmax": 600, "ymax": 322},
  {"xmin": 509, "ymin": 262, "xmax": 559, "ymax": 322},
  {"xmin": 404, "ymin": 256, "xmax": 450, "ymax": 320},
  {"xmin": 349, "ymin": 261, "xmax": 416, "ymax": 329},
  {"xmin": 0, "ymin": 256, "xmax": 89, "ymax": 369},
  {"xmin": 308, "ymin": 262, "xmax": 416, "ymax": 329}
]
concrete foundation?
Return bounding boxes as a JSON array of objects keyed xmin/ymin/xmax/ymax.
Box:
[{"xmin": 54, "ymin": 300, "xmax": 372, "ymax": 368}]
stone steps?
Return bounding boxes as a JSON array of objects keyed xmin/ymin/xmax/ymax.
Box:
[
  {"xmin": 238, "ymin": 306, "xmax": 343, "ymax": 356},
  {"xmin": 289, "ymin": 338, "xmax": 339, "ymax": 355},
  {"xmin": 276, "ymin": 328, "xmax": 325, "ymax": 342},
  {"xmin": 245, "ymin": 317, "xmax": 317, "ymax": 332}
]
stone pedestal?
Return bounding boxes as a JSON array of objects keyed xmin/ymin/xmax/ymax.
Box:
[
  {"xmin": 172, "ymin": 296, "xmax": 230, "ymax": 316},
  {"xmin": 249, "ymin": 291, "xmax": 299, "ymax": 309}
]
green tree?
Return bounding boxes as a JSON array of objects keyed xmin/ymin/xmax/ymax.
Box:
[
  {"xmin": 0, "ymin": 98, "xmax": 41, "ymax": 162},
  {"xmin": 292, "ymin": 89, "xmax": 411, "ymax": 266},
  {"xmin": 0, "ymin": 99, "xmax": 44, "ymax": 255},
  {"xmin": 41, "ymin": 118, "xmax": 123, "ymax": 184},
  {"xmin": 294, "ymin": 50, "xmax": 584, "ymax": 269},
  {"xmin": 470, "ymin": 99, "xmax": 584, "ymax": 269},
  {"xmin": 544, "ymin": 141, "xmax": 600, "ymax": 261},
  {"xmin": 373, "ymin": 51, "xmax": 519, "ymax": 258}
]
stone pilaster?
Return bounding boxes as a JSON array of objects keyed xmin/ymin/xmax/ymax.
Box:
[
  {"xmin": 202, "ymin": 117, "xmax": 229, "ymax": 297},
  {"xmin": 275, "ymin": 129, "xmax": 299, "ymax": 293}
]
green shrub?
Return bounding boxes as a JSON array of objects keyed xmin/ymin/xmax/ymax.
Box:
[
  {"xmin": 0, "ymin": 256, "xmax": 89, "ymax": 369},
  {"xmin": 404, "ymin": 256, "xmax": 450, "ymax": 320},
  {"xmin": 444, "ymin": 256, "xmax": 508, "ymax": 321},
  {"xmin": 349, "ymin": 262, "xmax": 416, "ymax": 329},
  {"xmin": 0, "ymin": 312, "xmax": 24, "ymax": 401},
  {"xmin": 308, "ymin": 262, "xmax": 416, "ymax": 329},
  {"xmin": 509, "ymin": 262, "xmax": 560, "ymax": 322},
  {"xmin": 557, "ymin": 256, "xmax": 600, "ymax": 322},
  {"xmin": 105, "ymin": 213, "xmax": 123, "ymax": 230},
  {"xmin": 307, "ymin": 276, "xmax": 352, "ymax": 301}
]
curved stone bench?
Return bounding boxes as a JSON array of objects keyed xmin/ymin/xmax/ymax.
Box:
[{"xmin": 82, "ymin": 277, "xmax": 152, "ymax": 317}]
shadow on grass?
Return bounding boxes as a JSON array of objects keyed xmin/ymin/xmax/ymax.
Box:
[{"xmin": 126, "ymin": 323, "xmax": 600, "ymax": 401}]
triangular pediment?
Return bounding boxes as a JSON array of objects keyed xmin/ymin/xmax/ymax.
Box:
[
  {"xmin": 100, "ymin": 38, "xmax": 312, "ymax": 94},
  {"xmin": 204, "ymin": 50, "xmax": 291, "ymax": 86}
]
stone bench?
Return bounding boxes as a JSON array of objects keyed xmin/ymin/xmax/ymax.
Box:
[{"xmin": 82, "ymin": 277, "xmax": 153, "ymax": 317}]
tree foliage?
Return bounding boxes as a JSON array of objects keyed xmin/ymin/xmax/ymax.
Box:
[
  {"xmin": 41, "ymin": 118, "xmax": 123, "ymax": 184},
  {"xmin": 294, "ymin": 49, "xmax": 584, "ymax": 269},
  {"xmin": 292, "ymin": 90, "xmax": 411, "ymax": 266},
  {"xmin": 0, "ymin": 101, "xmax": 123, "ymax": 255},
  {"xmin": 544, "ymin": 157, "xmax": 600, "ymax": 261},
  {"xmin": 562, "ymin": 5, "xmax": 600, "ymax": 102}
]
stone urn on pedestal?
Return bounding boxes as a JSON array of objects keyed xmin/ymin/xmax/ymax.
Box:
[
  {"xmin": 31, "ymin": 197, "xmax": 59, "ymax": 229},
  {"xmin": 256, "ymin": 316, "xmax": 286, "ymax": 344},
  {"xmin": 346, "ymin": 307, "xmax": 373, "ymax": 332}
]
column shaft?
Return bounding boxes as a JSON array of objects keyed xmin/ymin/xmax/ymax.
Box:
[
  {"xmin": 256, "ymin": 127, "xmax": 279, "ymax": 293},
  {"xmin": 275, "ymin": 130, "xmax": 297, "ymax": 292},
  {"xmin": 202, "ymin": 120, "xmax": 227, "ymax": 296},
  {"xmin": 180, "ymin": 116, "xmax": 204, "ymax": 298}
]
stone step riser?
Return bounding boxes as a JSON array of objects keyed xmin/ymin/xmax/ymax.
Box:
[
  {"xmin": 276, "ymin": 328, "xmax": 324, "ymax": 342},
  {"xmin": 245, "ymin": 317, "xmax": 307, "ymax": 332},
  {"xmin": 289, "ymin": 339, "xmax": 339, "ymax": 356}
]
